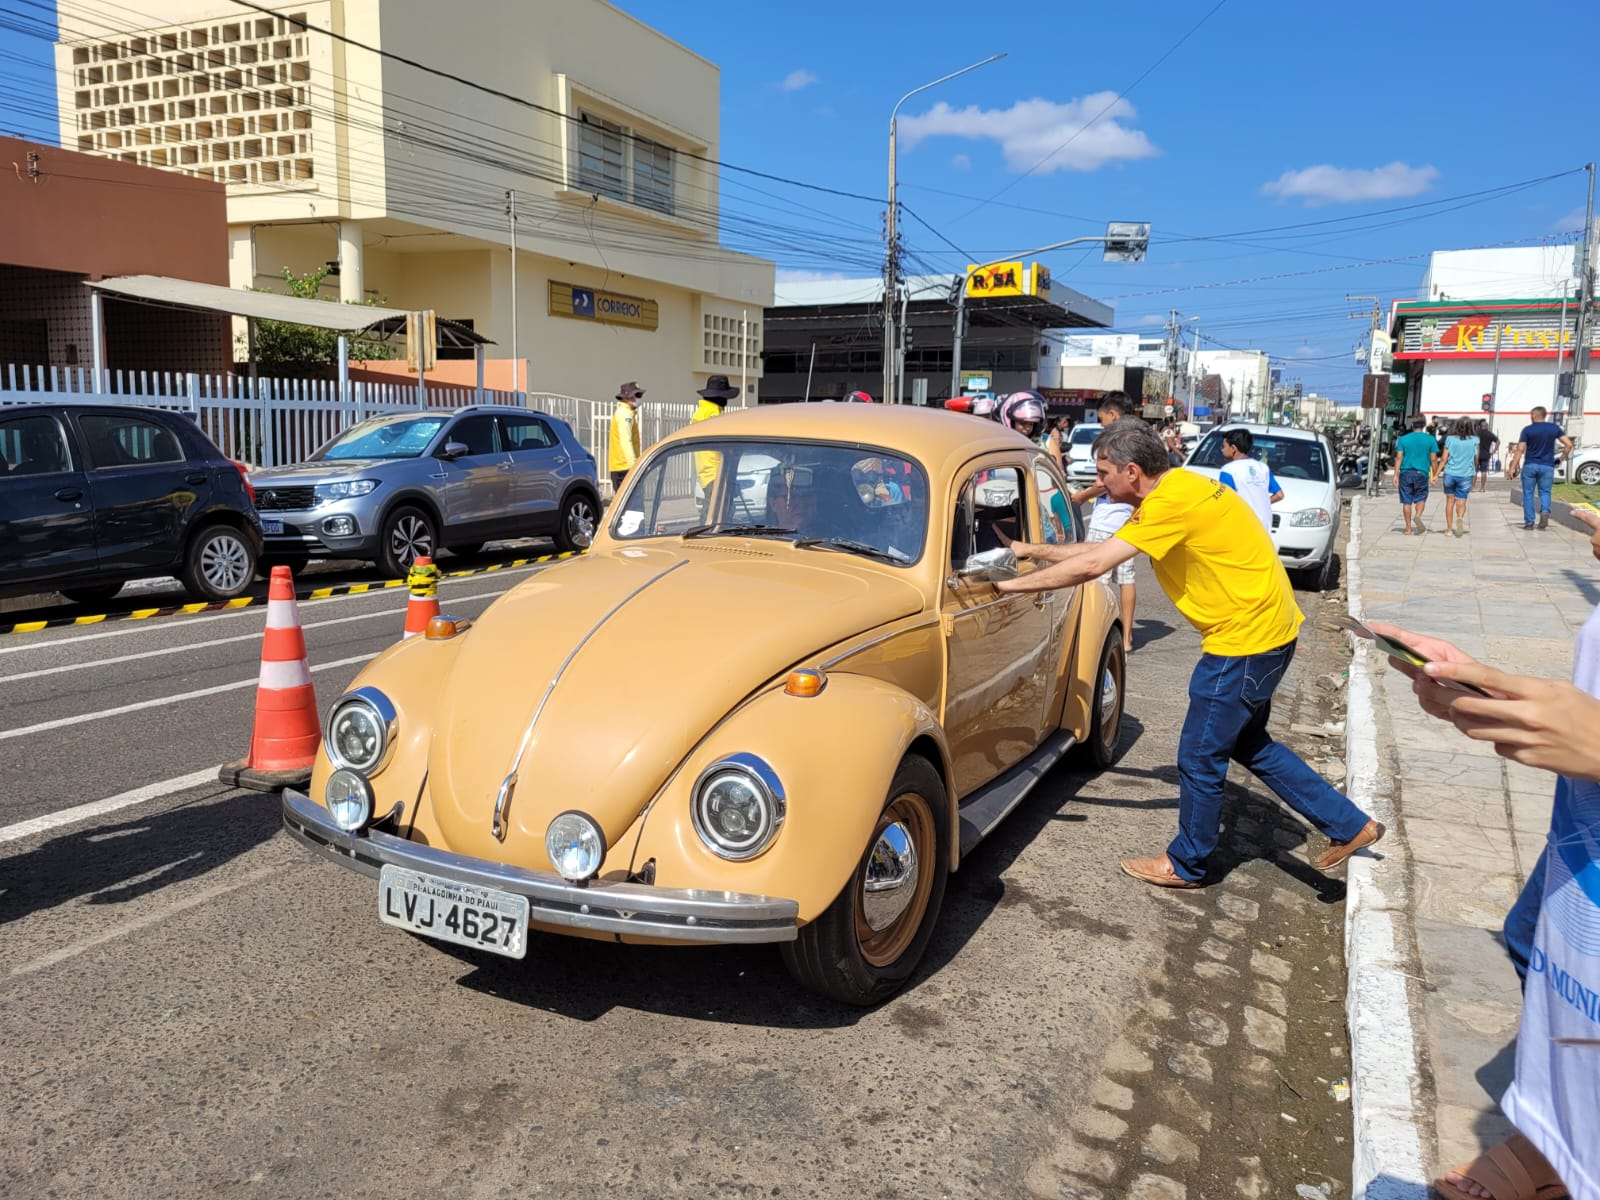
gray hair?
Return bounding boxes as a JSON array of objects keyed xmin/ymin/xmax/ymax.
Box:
[{"xmin": 1093, "ymin": 416, "xmax": 1170, "ymax": 476}]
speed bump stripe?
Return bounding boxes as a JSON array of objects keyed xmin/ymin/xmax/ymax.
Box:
[{"xmin": 0, "ymin": 549, "xmax": 583, "ymax": 637}]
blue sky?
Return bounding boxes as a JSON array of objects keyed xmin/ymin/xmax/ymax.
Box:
[{"xmin": 4, "ymin": 0, "xmax": 1593, "ymax": 402}]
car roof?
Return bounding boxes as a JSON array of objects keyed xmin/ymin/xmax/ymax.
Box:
[{"xmin": 1210, "ymin": 423, "xmax": 1324, "ymax": 442}]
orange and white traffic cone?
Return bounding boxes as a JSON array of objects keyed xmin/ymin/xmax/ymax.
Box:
[
  {"xmin": 219, "ymin": 565, "xmax": 321, "ymax": 792},
  {"xmin": 403, "ymin": 556, "xmax": 440, "ymax": 639}
]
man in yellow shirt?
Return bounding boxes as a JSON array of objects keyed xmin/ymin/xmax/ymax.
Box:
[
  {"xmin": 999, "ymin": 418, "xmax": 1382, "ymax": 888},
  {"xmin": 691, "ymin": 373, "xmax": 739, "ymax": 502},
  {"xmin": 607, "ymin": 381, "xmax": 644, "ymax": 495}
]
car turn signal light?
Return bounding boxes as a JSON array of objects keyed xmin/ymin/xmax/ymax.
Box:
[
  {"xmin": 784, "ymin": 668, "xmax": 826, "ymax": 698},
  {"xmin": 425, "ymin": 616, "xmax": 472, "ymax": 640}
]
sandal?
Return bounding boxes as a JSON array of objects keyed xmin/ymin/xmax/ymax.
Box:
[{"xmin": 1434, "ymin": 1133, "xmax": 1569, "ymax": 1200}]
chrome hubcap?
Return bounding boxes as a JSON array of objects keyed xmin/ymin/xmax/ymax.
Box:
[
  {"xmin": 568, "ymin": 500, "xmax": 596, "ymax": 547},
  {"xmin": 1099, "ymin": 664, "xmax": 1120, "ymax": 729},
  {"xmin": 392, "ymin": 516, "xmax": 432, "ymax": 565},
  {"xmin": 201, "ymin": 533, "xmax": 250, "ymax": 591},
  {"xmin": 861, "ymin": 820, "xmax": 919, "ymax": 932}
]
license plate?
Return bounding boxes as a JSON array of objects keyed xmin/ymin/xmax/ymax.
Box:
[
  {"xmin": 378, "ymin": 865, "xmax": 529, "ymax": 959},
  {"xmin": 261, "ymin": 517, "xmax": 284, "ymax": 535}
]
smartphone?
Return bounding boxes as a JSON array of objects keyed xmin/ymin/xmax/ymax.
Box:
[{"xmin": 1330, "ymin": 616, "xmax": 1495, "ymax": 697}]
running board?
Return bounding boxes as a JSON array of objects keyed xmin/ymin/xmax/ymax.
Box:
[{"xmin": 956, "ymin": 730, "xmax": 1079, "ymax": 858}]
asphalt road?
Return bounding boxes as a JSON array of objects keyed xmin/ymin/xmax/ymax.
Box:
[{"xmin": 0, "ymin": 549, "xmax": 1345, "ymax": 1199}]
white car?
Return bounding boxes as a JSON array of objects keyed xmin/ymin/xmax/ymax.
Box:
[
  {"xmin": 1184, "ymin": 423, "xmax": 1341, "ymax": 591},
  {"xmin": 1565, "ymin": 444, "xmax": 1600, "ymax": 487},
  {"xmin": 1065, "ymin": 423, "xmax": 1103, "ymax": 485}
]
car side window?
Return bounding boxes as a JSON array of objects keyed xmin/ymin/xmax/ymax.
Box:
[
  {"xmin": 0, "ymin": 413, "xmax": 73, "ymax": 477},
  {"xmin": 1034, "ymin": 464, "xmax": 1076, "ymax": 545},
  {"xmin": 499, "ymin": 415, "xmax": 556, "ymax": 451},
  {"xmin": 449, "ymin": 415, "xmax": 500, "ymax": 456},
  {"xmin": 951, "ymin": 466, "xmax": 1025, "ymax": 572},
  {"xmin": 78, "ymin": 414, "xmax": 185, "ymax": 469}
]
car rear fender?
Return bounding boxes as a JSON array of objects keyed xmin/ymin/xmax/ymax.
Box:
[
  {"xmin": 1056, "ymin": 576, "xmax": 1119, "ymax": 737},
  {"xmin": 620, "ymin": 673, "xmax": 956, "ymax": 924}
]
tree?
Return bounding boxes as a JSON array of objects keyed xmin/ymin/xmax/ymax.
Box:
[{"xmin": 242, "ymin": 267, "xmax": 397, "ymax": 368}]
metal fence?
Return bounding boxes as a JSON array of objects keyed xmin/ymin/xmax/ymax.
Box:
[{"xmin": 0, "ymin": 363, "xmax": 704, "ymax": 487}]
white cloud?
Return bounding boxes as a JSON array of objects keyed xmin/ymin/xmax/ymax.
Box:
[
  {"xmin": 1260, "ymin": 162, "xmax": 1439, "ymax": 206},
  {"xmin": 1135, "ymin": 314, "xmax": 1167, "ymax": 328},
  {"xmin": 1554, "ymin": 204, "xmax": 1589, "ymax": 233},
  {"xmin": 779, "ymin": 69, "xmax": 819, "ymax": 93},
  {"xmin": 775, "ymin": 268, "xmax": 851, "ymax": 284},
  {"xmin": 899, "ymin": 93, "xmax": 1158, "ymax": 174},
  {"xmin": 950, "ymin": 153, "xmax": 971, "ymax": 172}
]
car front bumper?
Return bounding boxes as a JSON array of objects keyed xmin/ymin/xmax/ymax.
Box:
[
  {"xmin": 282, "ymin": 790, "xmax": 800, "ymax": 944},
  {"xmin": 1271, "ymin": 519, "xmax": 1336, "ymax": 566},
  {"xmin": 258, "ymin": 504, "xmax": 377, "ymax": 559}
]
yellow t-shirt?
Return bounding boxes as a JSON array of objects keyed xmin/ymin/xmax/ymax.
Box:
[
  {"xmin": 1115, "ymin": 468, "xmax": 1303, "ymax": 656},
  {"xmin": 608, "ymin": 402, "xmax": 640, "ymax": 472},
  {"xmin": 690, "ymin": 398, "xmax": 722, "ymax": 489}
]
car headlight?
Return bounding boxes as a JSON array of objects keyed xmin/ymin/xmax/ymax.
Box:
[
  {"xmin": 313, "ymin": 479, "xmax": 379, "ymax": 502},
  {"xmin": 325, "ymin": 687, "xmax": 397, "ymax": 774},
  {"xmin": 325, "ymin": 768, "xmax": 375, "ymax": 832},
  {"xmin": 692, "ymin": 753, "xmax": 786, "ymax": 861},
  {"xmin": 1289, "ymin": 508, "xmax": 1332, "ymax": 528},
  {"xmin": 545, "ymin": 811, "xmax": 606, "ymax": 882}
]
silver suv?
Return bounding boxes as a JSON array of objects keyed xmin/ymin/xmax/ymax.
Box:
[{"xmin": 251, "ymin": 406, "xmax": 600, "ymax": 577}]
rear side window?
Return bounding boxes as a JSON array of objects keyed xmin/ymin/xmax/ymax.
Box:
[
  {"xmin": 499, "ymin": 415, "xmax": 557, "ymax": 450},
  {"xmin": 78, "ymin": 414, "xmax": 185, "ymax": 468},
  {"xmin": 0, "ymin": 413, "xmax": 72, "ymax": 476}
]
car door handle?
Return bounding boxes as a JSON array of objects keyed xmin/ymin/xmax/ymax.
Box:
[
  {"xmin": 185, "ymin": 472, "xmax": 209, "ymax": 485},
  {"xmin": 54, "ymin": 487, "xmax": 83, "ymax": 502},
  {"xmin": 496, "ymin": 461, "xmax": 513, "ymax": 471}
]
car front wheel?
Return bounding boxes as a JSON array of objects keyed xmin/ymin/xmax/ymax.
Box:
[
  {"xmin": 781, "ymin": 756, "xmax": 948, "ymax": 1007},
  {"xmin": 181, "ymin": 525, "xmax": 257, "ymax": 601},
  {"xmin": 379, "ymin": 505, "xmax": 437, "ymax": 578},
  {"xmin": 554, "ymin": 492, "xmax": 597, "ymax": 552}
]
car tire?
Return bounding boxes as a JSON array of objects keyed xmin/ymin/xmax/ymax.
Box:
[
  {"xmin": 1299, "ymin": 551, "xmax": 1338, "ymax": 593},
  {"xmin": 780, "ymin": 755, "xmax": 948, "ymax": 1007},
  {"xmin": 60, "ymin": 584, "xmax": 123, "ymax": 608},
  {"xmin": 379, "ymin": 505, "xmax": 437, "ymax": 579},
  {"xmin": 1075, "ymin": 635, "xmax": 1126, "ymax": 769},
  {"xmin": 1579, "ymin": 461, "xmax": 1600, "ymax": 487},
  {"xmin": 554, "ymin": 492, "xmax": 598, "ymax": 552},
  {"xmin": 180, "ymin": 524, "xmax": 257, "ymax": 601}
]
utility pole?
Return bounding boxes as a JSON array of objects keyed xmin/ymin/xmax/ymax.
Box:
[
  {"xmin": 1349, "ymin": 294, "xmax": 1384, "ymax": 492},
  {"xmin": 505, "ymin": 189, "xmax": 519, "ymax": 397},
  {"xmin": 1569, "ymin": 162, "xmax": 1596, "ymax": 443}
]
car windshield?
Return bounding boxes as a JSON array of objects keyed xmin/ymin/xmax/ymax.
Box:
[
  {"xmin": 1069, "ymin": 426, "xmax": 1100, "ymax": 446},
  {"xmin": 316, "ymin": 415, "xmax": 448, "ymax": 461},
  {"xmin": 612, "ymin": 438, "xmax": 929, "ymax": 566},
  {"xmin": 1190, "ymin": 430, "xmax": 1330, "ymax": 482}
]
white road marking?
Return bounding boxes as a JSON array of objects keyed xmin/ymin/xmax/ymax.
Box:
[
  {"xmin": 0, "ymin": 585, "xmax": 514, "ymax": 682},
  {"xmin": 8, "ymin": 863, "xmax": 286, "ymax": 978},
  {"xmin": 0, "ymin": 564, "xmax": 543, "ymax": 656},
  {"xmin": 0, "ymin": 766, "xmax": 221, "ymax": 844},
  {"xmin": 0, "ymin": 652, "xmax": 378, "ymax": 742}
]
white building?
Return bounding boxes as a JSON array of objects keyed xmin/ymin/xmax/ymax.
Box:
[
  {"xmin": 1054, "ymin": 331, "xmax": 1169, "ymax": 372},
  {"xmin": 1194, "ymin": 349, "xmax": 1270, "ymax": 422},
  {"xmin": 54, "ymin": 0, "xmax": 773, "ymax": 400}
]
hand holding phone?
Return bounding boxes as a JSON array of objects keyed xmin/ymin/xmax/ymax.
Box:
[{"xmin": 1329, "ymin": 616, "xmax": 1495, "ymax": 697}]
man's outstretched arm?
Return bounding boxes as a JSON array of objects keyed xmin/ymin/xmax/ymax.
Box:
[{"xmin": 997, "ymin": 537, "xmax": 1139, "ymax": 593}]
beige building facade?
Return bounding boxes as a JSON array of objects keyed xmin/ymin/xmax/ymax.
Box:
[{"xmin": 55, "ymin": 0, "xmax": 772, "ymax": 402}]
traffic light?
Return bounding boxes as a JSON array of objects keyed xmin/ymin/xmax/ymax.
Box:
[{"xmin": 903, "ymin": 325, "xmax": 915, "ymax": 351}]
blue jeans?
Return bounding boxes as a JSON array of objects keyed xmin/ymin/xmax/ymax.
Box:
[
  {"xmin": 1168, "ymin": 640, "xmax": 1372, "ymax": 882},
  {"xmin": 1521, "ymin": 462, "xmax": 1554, "ymax": 524},
  {"xmin": 1504, "ymin": 847, "xmax": 1547, "ymax": 986}
]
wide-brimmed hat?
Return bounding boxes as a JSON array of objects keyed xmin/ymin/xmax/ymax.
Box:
[
  {"xmin": 616, "ymin": 381, "xmax": 645, "ymax": 401},
  {"xmin": 697, "ymin": 374, "xmax": 740, "ymax": 401}
]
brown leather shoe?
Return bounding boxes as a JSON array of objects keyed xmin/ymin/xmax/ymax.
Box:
[
  {"xmin": 1120, "ymin": 853, "xmax": 1201, "ymax": 889},
  {"xmin": 1311, "ymin": 820, "xmax": 1386, "ymax": 872}
]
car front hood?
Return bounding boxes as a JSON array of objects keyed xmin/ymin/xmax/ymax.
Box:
[
  {"xmin": 426, "ymin": 546, "xmax": 924, "ymax": 866},
  {"xmin": 251, "ymin": 459, "xmax": 393, "ymax": 482}
]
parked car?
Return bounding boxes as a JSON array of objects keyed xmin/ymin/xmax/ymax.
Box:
[
  {"xmin": 1064, "ymin": 422, "xmax": 1103, "ymax": 485},
  {"xmin": 0, "ymin": 402, "xmax": 261, "ymax": 606},
  {"xmin": 1184, "ymin": 423, "xmax": 1341, "ymax": 591},
  {"xmin": 250, "ymin": 406, "xmax": 600, "ymax": 578},
  {"xmin": 1564, "ymin": 443, "xmax": 1600, "ymax": 487},
  {"xmin": 283, "ymin": 405, "xmax": 1125, "ymax": 1005}
]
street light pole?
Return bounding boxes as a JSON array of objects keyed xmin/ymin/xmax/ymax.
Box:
[{"xmin": 885, "ymin": 54, "xmax": 1006, "ymax": 405}]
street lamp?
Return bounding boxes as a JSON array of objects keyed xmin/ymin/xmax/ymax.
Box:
[
  {"xmin": 949, "ymin": 222, "xmax": 1151, "ymax": 402},
  {"xmin": 884, "ymin": 54, "xmax": 1006, "ymax": 405}
]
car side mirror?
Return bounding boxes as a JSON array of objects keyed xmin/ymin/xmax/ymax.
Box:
[
  {"xmin": 952, "ymin": 546, "xmax": 1018, "ymax": 585},
  {"xmin": 438, "ymin": 442, "xmax": 469, "ymax": 461}
]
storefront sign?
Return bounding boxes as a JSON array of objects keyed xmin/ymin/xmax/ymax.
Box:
[
  {"xmin": 1396, "ymin": 306, "xmax": 1590, "ymax": 360},
  {"xmin": 549, "ymin": 281, "xmax": 659, "ymax": 331},
  {"xmin": 964, "ymin": 261, "xmax": 1051, "ymax": 299}
]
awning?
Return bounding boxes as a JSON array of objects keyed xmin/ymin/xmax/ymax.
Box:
[{"xmin": 84, "ymin": 275, "xmax": 492, "ymax": 344}]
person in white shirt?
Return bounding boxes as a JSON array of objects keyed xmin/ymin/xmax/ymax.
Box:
[{"xmin": 1218, "ymin": 429, "xmax": 1283, "ymax": 531}]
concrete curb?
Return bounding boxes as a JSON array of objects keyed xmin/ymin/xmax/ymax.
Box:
[{"xmin": 1343, "ymin": 497, "xmax": 1430, "ymax": 1200}]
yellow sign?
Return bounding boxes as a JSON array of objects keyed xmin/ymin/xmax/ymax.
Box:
[
  {"xmin": 549, "ymin": 281, "xmax": 659, "ymax": 331},
  {"xmin": 964, "ymin": 261, "xmax": 1051, "ymax": 299}
]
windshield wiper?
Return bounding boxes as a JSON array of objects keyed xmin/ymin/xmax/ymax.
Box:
[
  {"xmin": 793, "ymin": 537, "xmax": 906, "ymax": 564},
  {"xmin": 681, "ymin": 523, "xmax": 797, "ymax": 540}
]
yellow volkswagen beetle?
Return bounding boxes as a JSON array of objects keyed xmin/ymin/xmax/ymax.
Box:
[{"xmin": 283, "ymin": 405, "xmax": 1126, "ymax": 1005}]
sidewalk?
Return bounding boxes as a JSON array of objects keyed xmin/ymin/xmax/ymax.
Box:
[{"xmin": 1348, "ymin": 482, "xmax": 1598, "ymax": 1192}]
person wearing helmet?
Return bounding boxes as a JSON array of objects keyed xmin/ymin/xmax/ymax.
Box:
[
  {"xmin": 999, "ymin": 390, "xmax": 1046, "ymax": 440},
  {"xmin": 842, "ymin": 390, "xmax": 874, "ymax": 403}
]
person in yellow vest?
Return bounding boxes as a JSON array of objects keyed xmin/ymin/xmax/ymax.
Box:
[
  {"xmin": 607, "ymin": 381, "xmax": 644, "ymax": 495},
  {"xmin": 691, "ymin": 373, "xmax": 739, "ymax": 505},
  {"xmin": 998, "ymin": 418, "xmax": 1383, "ymax": 889}
]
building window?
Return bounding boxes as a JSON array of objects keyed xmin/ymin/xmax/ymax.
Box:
[{"xmin": 575, "ymin": 109, "xmax": 675, "ymax": 216}]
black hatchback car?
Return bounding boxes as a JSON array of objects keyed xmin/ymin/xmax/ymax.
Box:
[{"xmin": 0, "ymin": 403, "xmax": 263, "ymax": 606}]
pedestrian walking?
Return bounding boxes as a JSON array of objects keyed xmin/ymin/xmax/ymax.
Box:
[
  {"xmin": 998, "ymin": 418, "xmax": 1383, "ymax": 888},
  {"xmin": 607, "ymin": 381, "xmax": 645, "ymax": 496},
  {"xmin": 691, "ymin": 373, "xmax": 739, "ymax": 505},
  {"xmin": 1506, "ymin": 406, "xmax": 1574, "ymax": 530},
  {"xmin": 1394, "ymin": 415, "xmax": 1441, "ymax": 536},
  {"xmin": 1045, "ymin": 415, "xmax": 1072, "ymax": 473},
  {"xmin": 1475, "ymin": 419, "xmax": 1500, "ymax": 493},
  {"xmin": 1437, "ymin": 416, "xmax": 1480, "ymax": 538},
  {"xmin": 1218, "ymin": 427, "xmax": 1284, "ymax": 531}
]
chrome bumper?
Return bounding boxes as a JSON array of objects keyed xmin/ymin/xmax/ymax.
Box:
[{"xmin": 282, "ymin": 791, "xmax": 799, "ymax": 944}]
